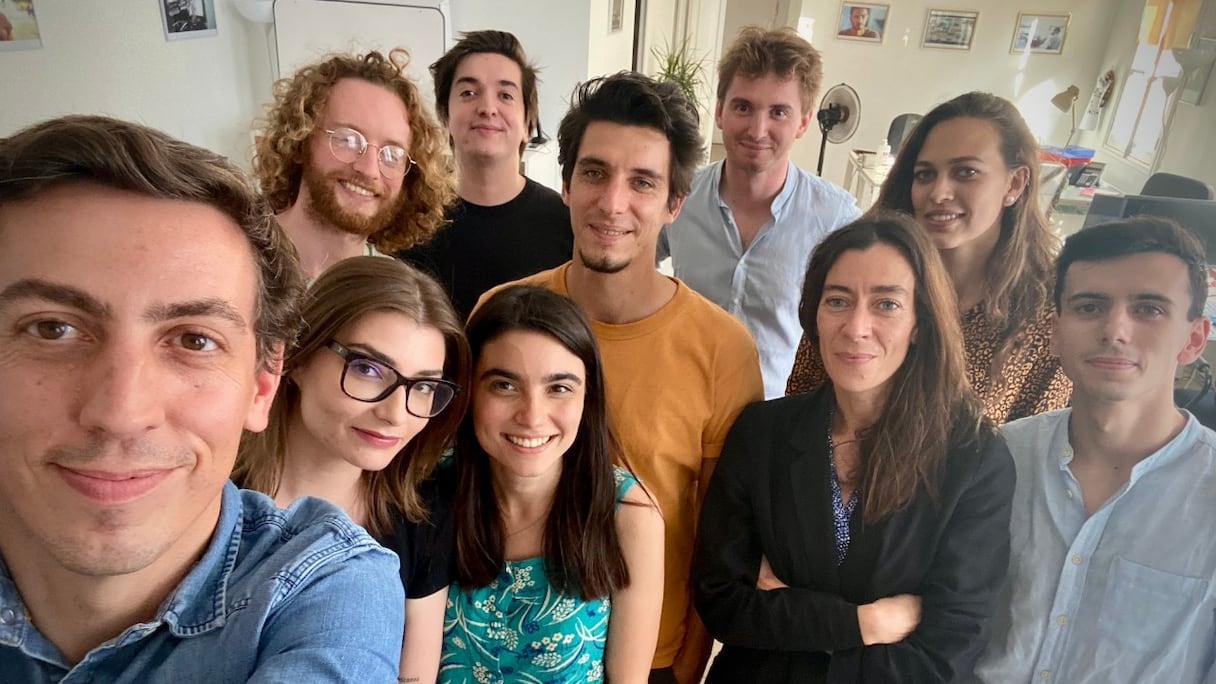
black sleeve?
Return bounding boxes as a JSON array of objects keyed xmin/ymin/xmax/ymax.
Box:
[
  {"xmin": 693, "ymin": 403, "xmax": 866, "ymax": 652},
  {"xmin": 384, "ymin": 464, "xmax": 457, "ymax": 599},
  {"xmin": 830, "ymin": 433, "xmax": 1016, "ymax": 683}
]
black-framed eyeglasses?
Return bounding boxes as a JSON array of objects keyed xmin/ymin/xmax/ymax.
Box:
[
  {"xmin": 322, "ymin": 127, "xmax": 417, "ymax": 179},
  {"xmin": 327, "ymin": 341, "xmax": 457, "ymax": 418}
]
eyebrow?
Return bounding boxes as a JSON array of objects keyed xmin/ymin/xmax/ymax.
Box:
[
  {"xmin": 0, "ymin": 279, "xmax": 112, "ymax": 318},
  {"xmin": 345, "ymin": 341, "xmax": 443, "ymax": 378},
  {"xmin": 145, "ymin": 299, "xmax": 248, "ymax": 329},
  {"xmin": 455, "ymin": 75, "xmax": 520, "ymax": 90},
  {"xmin": 914, "ymin": 155, "xmax": 985, "ymax": 166},
  {"xmin": 0, "ymin": 278, "xmax": 249, "ymax": 329},
  {"xmin": 577, "ymin": 156, "xmax": 663, "ymax": 181},
  {"xmin": 824, "ymin": 283, "xmax": 911, "ymax": 296},
  {"xmin": 1066, "ymin": 291, "xmax": 1173, "ymax": 304},
  {"xmin": 480, "ymin": 367, "xmax": 584, "ymax": 385}
]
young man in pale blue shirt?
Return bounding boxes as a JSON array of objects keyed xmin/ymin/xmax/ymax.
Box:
[
  {"xmin": 658, "ymin": 26, "xmax": 860, "ymax": 399},
  {"xmin": 976, "ymin": 216, "xmax": 1216, "ymax": 683},
  {"xmin": 0, "ymin": 116, "xmax": 404, "ymax": 683}
]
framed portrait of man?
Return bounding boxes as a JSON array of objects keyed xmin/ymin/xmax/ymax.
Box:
[{"xmin": 836, "ymin": 2, "xmax": 890, "ymax": 44}]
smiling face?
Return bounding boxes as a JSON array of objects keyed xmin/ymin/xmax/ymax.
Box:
[
  {"xmin": 909, "ymin": 116, "xmax": 1027, "ymax": 252},
  {"xmin": 472, "ymin": 330, "xmax": 585, "ymax": 485},
  {"xmin": 563, "ymin": 121, "xmax": 684, "ymax": 275},
  {"xmin": 816, "ymin": 244, "xmax": 918, "ymax": 403},
  {"xmin": 290, "ymin": 310, "xmax": 447, "ymax": 473},
  {"xmin": 715, "ymin": 72, "xmax": 812, "ymax": 177},
  {"xmin": 298, "ymin": 78, "xmax": 412, "ymax": 237},
  {"xmin": 1054, "ymin": 252, "xmax": 1208, "ymax": 407},
  {"xmin": 0, "ymin": 182, "xmax": 279, "ymax": 579},
  {"xmin": 446, "ymin": 52, "xmax": 529, "ymax": 163}
]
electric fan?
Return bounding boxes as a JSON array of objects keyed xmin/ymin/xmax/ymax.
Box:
[{"xmin": 815, "ymin": 83, "xmax": 861, "ymax": 176}]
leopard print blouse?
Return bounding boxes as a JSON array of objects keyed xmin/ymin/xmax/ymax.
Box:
[{"xmin": 784, "ymin": 301, "xmax": 1071, "ymax": 425}]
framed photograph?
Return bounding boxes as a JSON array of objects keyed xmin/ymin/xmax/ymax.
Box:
[
  {"xmin": 1180, "ymin": 37, "xmax": 1216, "ymax": 105},
  {"xmin": 160, "ymin": 0, "xmax": 217, "ymax": 42},
  {"xmin": 1010, "ymin": 12, "xmax": 1070, "ymax": 55},
  {"xmin": 609, "ymin": 0, "xmax": 624, "ymax": 33},
  {"xmin": 836, "ymin": 2, "xmax": 890, "ymax": 44},
  {"xmin": 922, "ymin": 9, "xmax": 978, "ymax": 51},
  {"xmin": 0, "ymin": 0, "xmax": 43, "ymax": 52}
]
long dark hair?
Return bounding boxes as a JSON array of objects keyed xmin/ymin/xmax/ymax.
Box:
[
  {"xmin": 234, "ymin": 256, "xmax": 471, "ymax": 538},
  {"xmin": 455, "ymin": 285, "xmax": 628, "ymax": 599},
  {"xmin": 799, "ymin": 213, "xmax": 988, "ymax": 522},
  {"xmin": 874, "ymin": 91, "xmax": 1057, "ymax": 360}
]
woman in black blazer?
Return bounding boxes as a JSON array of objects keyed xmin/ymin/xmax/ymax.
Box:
[{"xmin": 693, "ymin": 213, "xmax": 1015, "ymax": 683}]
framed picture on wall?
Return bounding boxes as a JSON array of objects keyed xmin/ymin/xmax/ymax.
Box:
[
  {"xmin": 609, "ymin": 0, "xmax": 625, "ymax": 33},
  {"xmin": 160, "ymin": 0, "xmax": 218, "ymax": 42},
  {"xmin": 922, "ymin": 9, "xmax": 979, "ymax": 51},
  {"xmin": 0, "ymin": 0, "xmax": 43, "ymax": 51},
  {"xmin": 1010, "ymin": 12, "xmax": 1070, "ymax": 55},
  {"xmin": 836, "ymin": 2, "xmax": 889, "ymax": 44}
]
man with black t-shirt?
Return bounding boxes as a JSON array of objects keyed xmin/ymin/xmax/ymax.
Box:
[{"xmin": 401, "ymin": 30, "xmax": 572, "ymax": 317}]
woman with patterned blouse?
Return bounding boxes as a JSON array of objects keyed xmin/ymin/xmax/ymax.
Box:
[
  {"xmin": 787, "ymin": 92, "xmax": 1070, "ymax": 423},
  {"xmin": 441, "ymin": 286, "xmax": 664, "ymax": 684}
]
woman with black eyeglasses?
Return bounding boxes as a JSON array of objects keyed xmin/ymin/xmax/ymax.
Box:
[{"xmin": 234, "ymin": 256, "xmax": 471, "ymax": 684}]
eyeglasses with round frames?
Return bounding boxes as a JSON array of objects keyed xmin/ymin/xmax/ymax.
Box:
[
  {"xmin": 323, "ymin": 127, "xmax": 417, "ymax": 179},
  {"xmin": 327, "ymin": 341, "xmax": 456, "ymax": 418}
]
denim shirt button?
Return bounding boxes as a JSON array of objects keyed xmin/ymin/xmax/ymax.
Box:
[{"xmin": 0, "ymin": 608, "xmax": 17, "ymax": 625}]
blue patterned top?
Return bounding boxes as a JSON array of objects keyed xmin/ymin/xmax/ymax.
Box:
[
  {"xmin": 827, "ymin": 413, "xmax": 858, "ymax": 565},
  {"xmin": 439, "ymin": 467, "xmax": 638, "ymax": 684}
]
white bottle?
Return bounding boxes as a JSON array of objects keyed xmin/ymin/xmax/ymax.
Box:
[{"xmin": 879, "ymin": 138, "xmax": 892, "ymax": 165}]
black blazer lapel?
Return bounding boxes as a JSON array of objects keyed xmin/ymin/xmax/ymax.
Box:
[{"xmin": 783, "ymin": 389, "xmax": 842, "ymax": 589}]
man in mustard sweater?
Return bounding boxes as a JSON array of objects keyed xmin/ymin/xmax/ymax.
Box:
[{"xmin": 479, "ymin": 72, "xmax": 763, "ymax": 683}]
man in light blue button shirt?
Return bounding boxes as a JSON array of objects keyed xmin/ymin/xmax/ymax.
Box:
[
  {"xmin": 976, "ymin": 217, "xmax": 1216, "ymax": 683},
  {"xmin": 0, "ymin": 116, "xmax": 404, "ymax": 682},
  {"xmin": 658, "ymin": 26, "xmax": 860, "ymax": 398}
]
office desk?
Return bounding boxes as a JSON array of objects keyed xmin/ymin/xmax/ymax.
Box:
[{"xmin": 842, "ymin": 151, "xmax": 891, "ymax": 209}]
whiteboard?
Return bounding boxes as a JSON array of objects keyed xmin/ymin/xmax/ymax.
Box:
[{"xmin": 272, "ymin": 0, "xmax": 448, "ymax": 97}]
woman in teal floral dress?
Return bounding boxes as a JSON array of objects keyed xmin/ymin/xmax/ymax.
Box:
[{"xmin": 440, "ymin": 286, "xmax": 664, "ymax": 684}]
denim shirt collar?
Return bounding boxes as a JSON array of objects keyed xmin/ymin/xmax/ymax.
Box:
[
  {"xmin": 0, "ymin": 481, "xmax": 243, "ymax": 647},
  {"xmin": 159, "ymin": 480, "xmax": 243, "ymax": 636}
]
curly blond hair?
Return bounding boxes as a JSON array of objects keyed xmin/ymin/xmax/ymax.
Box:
[{"xmin": 253, "ymin": 49, "xmax": 456, "ymax": 252}]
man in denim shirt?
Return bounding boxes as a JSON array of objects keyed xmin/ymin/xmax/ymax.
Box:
[
  {"xmin": 0, "ymin": 116, "xmax": 405, "ymax": 682},
  {"xmin": 976, "ymin": 217, "xmax": 1216, "ymax": 683}
]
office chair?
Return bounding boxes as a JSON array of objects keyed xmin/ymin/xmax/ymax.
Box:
[
  {"xmin": 886, "ymin": 113, "xmax": 922, "ymax": 158},
  {"xmin": 1141, "ymin": 172, "xmax": 1215, "ymax": 200}
]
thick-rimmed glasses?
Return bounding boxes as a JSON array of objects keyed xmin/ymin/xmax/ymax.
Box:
[
  {"xmin": 323, "ymin": 127, "xmax": 416, "ymax": 179},
  {"xmin": 327, "ymin": 341, "xmax": 457, "ymax": 418}
]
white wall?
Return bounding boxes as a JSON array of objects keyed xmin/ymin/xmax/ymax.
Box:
[
  {"xmin": 0, "ymin": 0, "xmax": 274, "ymax": 168},
  {"xmin": 781, "ymin": 0, "xmax": 1119, "ymax": 187}
]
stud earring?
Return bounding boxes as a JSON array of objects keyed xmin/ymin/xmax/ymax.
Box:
[{"xmin": 1005, "ymin": 195, "xmax": 1016, "ymax": 206}]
